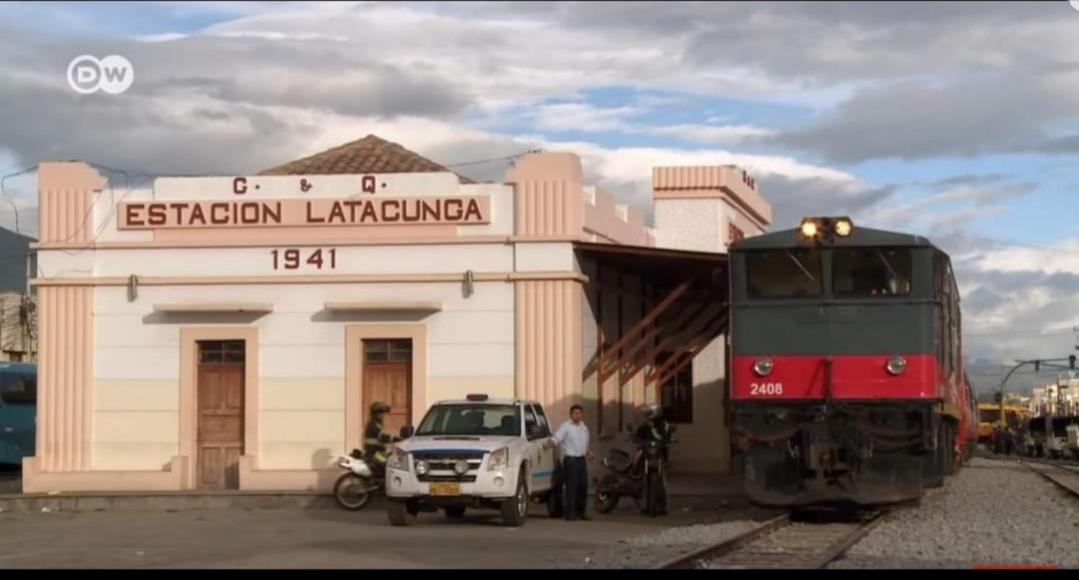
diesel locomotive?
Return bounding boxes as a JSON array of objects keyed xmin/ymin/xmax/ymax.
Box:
[{"xmin": 728, "ymin": 217, "xmax": 974, "ymax": 506}]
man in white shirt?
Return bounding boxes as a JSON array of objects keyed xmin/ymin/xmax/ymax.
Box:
[{"xmin": 547, "ymin": 404, "xmax": 593, "ymax": 521}]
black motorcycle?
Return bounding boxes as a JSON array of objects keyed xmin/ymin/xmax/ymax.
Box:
[{"xmin": 593, "ymin": 425, "xmax": 674, "ymax": 517}]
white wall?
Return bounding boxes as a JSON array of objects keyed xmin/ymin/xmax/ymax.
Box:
[
  {"xmin": 654, "ymin": 199, "xmax": 723, "ymax": 252},
  {"xmin": 91, "ymin": 279, "xmax": 516, "ymax": 470}
]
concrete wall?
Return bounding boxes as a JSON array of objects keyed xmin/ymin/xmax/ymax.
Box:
[{"xmin": 91, "ymin": 280, "xmax": 515, "ymax": 472}]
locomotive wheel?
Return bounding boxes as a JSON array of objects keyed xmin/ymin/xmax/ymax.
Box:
[
  {"xmin": 923, "ymin": 423, "xmax": 945, "ymax": 488},
  {"xmin": 943, "ymin": 424, "xmax": 958, "ymax": 476}
]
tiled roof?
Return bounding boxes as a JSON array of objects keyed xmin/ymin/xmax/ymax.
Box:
[{"xmin": 258, "ymin": 134, "xmax": 475, "ymax": 183}]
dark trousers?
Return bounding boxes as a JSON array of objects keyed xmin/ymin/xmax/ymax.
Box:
[{"xmin": 562, "ymin": 456, "xmax": 588, "ymax": 519}]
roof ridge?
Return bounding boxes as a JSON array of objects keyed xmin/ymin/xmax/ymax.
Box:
[{"xmin": 258, "ymin": 134, "xmax": 475, "ymax": 183}]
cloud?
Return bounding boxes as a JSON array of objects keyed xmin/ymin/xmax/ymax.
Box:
[
  {"xmin": 530, "ymin": 103, "xmax": 643, "ymax": 133},
  {"xmin": 134, "ymin": 33, "xmax": 189, "ymax": 43},
  {"xmin": 868, "ymin": 175, "xmax": 1035, "ymax": 233},
  {"xmin": 650, "ymin": 123, "xmax": 777, "ymax": 144},
  {"xmin": 0, "ymin": 26, "xmax": 478, "ymax": 173},
  {"xmin": 771, "ymin": 75, "xmax": 1076, "ymax": 162}
]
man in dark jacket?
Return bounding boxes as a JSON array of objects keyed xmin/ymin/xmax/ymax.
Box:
[
  {"xmin": 364, "ymin": 402, "xmax": 396, "ymax": 469},
  {"xmin": 634, "ymin": 403, "xmax": 674, "ymax": 516}
]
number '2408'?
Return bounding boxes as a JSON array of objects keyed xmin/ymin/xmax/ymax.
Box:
[{"xmin": 749, "ymin": 383, "xmax": 783, "ymax": 396}]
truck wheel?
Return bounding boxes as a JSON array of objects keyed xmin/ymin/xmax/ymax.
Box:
[
  {"xmin": 501, "ymin": 470, "xmax": 528, "ymax": 527},
  {"xmin": 443, "ymin": 506, "xmax": 466, "ymax": 520},
  {"xmin": 387, "ymin": 500, "xmax": 411, "ymax": 526}
]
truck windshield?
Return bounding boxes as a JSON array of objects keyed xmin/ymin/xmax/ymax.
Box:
[
  {"xmin": 416, "ymin": 404, "xmax": 521, "ymax": 437},
  {"xmin": 0, "ymin": 372, "xmax": 35, "ymax": 406},
  {"xmin": 745, "ymin": 249, "xmax": 823, "ymax": 299}
]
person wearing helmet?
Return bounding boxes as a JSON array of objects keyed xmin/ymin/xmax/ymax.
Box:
[
  {"xmin": 364, "ymin": 402, "xmax": 398, "ymax": 470},
  {"xmin": 633, "ymin": 403, "xmax": 674, "ymax": 516}
]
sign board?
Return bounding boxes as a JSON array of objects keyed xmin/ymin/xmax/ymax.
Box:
[{"xmin": 119, "ymin": 196, "xmax": 490, "ymax": 230}]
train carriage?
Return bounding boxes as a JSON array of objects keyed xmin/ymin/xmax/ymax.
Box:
[{"xmin": 729, "ymin": 217, "xmax": 971, "ymax": 506}]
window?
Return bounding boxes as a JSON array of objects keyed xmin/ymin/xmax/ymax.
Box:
[
  {"xmin": 728, "ymin": 223, "xmax": 745, "ymax": 243},
  {"xmin": 0, "ymin": 374, "xmax": 36, "ymax": 406},
  {"xmin": 657, "ymin": 353, "xmax": 693, "ymax": 424},
  {"xmin": 833, "ymin": 247, "xmax": 912, "ymax": 297},
  {"xmin": 198, "ymin": 340, "xmax": 244, "ymax": 364},
  {"xmin": 532, "ymin": 404, "xmax": 552, "ymax": 436},
  {"xmin": 364, "ymin": 339, "xmax": 411, "ymax": 363},
  {"xmin": 416, "ymin": 404, "xmax": 521, "ymax": 437},
  {"xmin": 745, "ymin": 249, "xmax": 823, "ymax": 298},
  {"xmin": 524, "ymin": 405, "xmax": 549, "ymax": 440}
]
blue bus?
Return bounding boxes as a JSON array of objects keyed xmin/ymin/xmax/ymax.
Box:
[{"xmin": 0, "ymin": 363, "xmax": 36, "ymax": 468}]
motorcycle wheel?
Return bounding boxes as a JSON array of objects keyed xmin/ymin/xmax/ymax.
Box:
[
  {"xmin": 334, "ymin": 473, "xmax": 373, "ymax": 511},
  {"xmin": 595, "ymin": 490, "xmax": 619, "ymax": 514},
  {"xmin": 594, "ymin": 472, "xmax": 620, "ymax": 514}
]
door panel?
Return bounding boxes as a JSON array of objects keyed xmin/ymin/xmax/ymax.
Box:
[
  {"xmin": 528, "ymin": 404, "xmax": 555, "ymax": 492},
  {"xmin": 197, "ymin": 353, "xmax": 244, "ymax": 490},
  {"xmin": 363, "ymin": 339, "xmax": 413, "ymax": 436}
]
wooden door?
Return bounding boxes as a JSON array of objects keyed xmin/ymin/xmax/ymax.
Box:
[
  {"xmin": 363, "ymin": 339, "xmax": 412, "ymax": 435},
  {"xmin": 197, "ymin": 340, "xmax": 245, "ymax": 490}
]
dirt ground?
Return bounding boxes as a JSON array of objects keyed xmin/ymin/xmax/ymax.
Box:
[{"xmin": 0, "ymin": 498, "xmax": 725, "ymax": 569}]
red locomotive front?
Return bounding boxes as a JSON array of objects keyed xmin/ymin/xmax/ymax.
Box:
[{"xmin": 729, "ymin": 217, "xmax": 967, "ymax": 506}]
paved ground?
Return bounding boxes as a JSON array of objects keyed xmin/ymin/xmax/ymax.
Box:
[
  {"xmin": 0, "ymin": 498, "xmax": 726, "ymax": 569},
  {"xmin": 0, "ymin": 471, "xmax": 18, "ymax": 495}
]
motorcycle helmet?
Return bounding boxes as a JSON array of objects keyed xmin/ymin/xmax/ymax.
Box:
[
  {"xmin": 370, "ymin": 401, "xmax": 391, "ymax": 414},
  {"xmin": 642, "ymin": 403, "xmax": 661, "ymax": 421}
]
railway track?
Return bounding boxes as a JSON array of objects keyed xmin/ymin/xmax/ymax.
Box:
[
  {"xmin": 656, "ymin": 509, "xmax": 885, "ymax": 569},
  {"xmin": 1022, "ymin": 459, "xmax": 1079, "ymax": 498}
]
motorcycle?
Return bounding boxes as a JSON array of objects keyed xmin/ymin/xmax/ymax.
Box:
[
  {"xmin": 333, "ymin": 448, "xmax": 383, "ymax": 510},
  {"xmin": 593, "ymin": 424, "xmax": 675, "ymax": 517}
]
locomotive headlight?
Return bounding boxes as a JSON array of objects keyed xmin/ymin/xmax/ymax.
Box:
[
  {"xmin": 886, "ymin": 356, "xmax": 907, "ymax": 376},
  {"xmin": 834, "ymin": 218, "xmax": 853, "ymax": 237},
  {"xmin": 753, "ymin": 358, "xmax": 774, "ymax": 377},
  {"xmin": 800, "ymin": 219, "xmax": 818, "ymax": 238}
]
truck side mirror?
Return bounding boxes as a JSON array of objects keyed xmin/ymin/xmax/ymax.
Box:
[{"xmin": 399, "ymin": 426, "xmax": 414, "ymax": 439}]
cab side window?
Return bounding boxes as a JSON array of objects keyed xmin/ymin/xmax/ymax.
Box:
[
  {"xmin": 524, "ymin": 406, "xmax": 540, "ymax": 440},
  {"xmin": 531, "ymin": 404, "xmax": 552, "ymax": 438}
]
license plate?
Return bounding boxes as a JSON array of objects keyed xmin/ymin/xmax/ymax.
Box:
[{"xmin": 429, "ymin": 482, "xmax": 461, "ymax": 496}]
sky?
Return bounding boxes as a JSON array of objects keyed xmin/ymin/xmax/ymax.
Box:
[{"xmin": 1, "ymin": 1, "xmax": 1078, "ymax": 394}]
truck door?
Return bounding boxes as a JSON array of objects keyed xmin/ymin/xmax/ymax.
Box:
[{"xmin": 525, "ymin": 404, "xmax": 555, "ymax": 492}]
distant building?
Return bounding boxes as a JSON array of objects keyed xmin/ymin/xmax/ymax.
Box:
[
  {"xmin": 1031, "ymin": 381, "xmax": 1079, "ymax": 417},
  {"xmin": 0, "ymin": 227, "xmax": 35, "ymax": 362}
]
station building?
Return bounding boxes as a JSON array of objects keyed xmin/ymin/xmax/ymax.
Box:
[{"xmin": 24, "ymin": 135, "xmax": 771, "ymax": 493}]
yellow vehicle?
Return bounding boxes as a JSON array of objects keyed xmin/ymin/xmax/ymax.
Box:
[{"xmin": 977, "ymin": 403, "xmax": 1028, "ymax": 444}]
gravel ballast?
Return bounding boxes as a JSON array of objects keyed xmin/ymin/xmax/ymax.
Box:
[
  {"xmin": 830, "ymin": 457, "xmax": 1079, "ymax": 569},
  {"xmin": 563, "ymin": 506, "xmax": 782, "ymax": 569}
]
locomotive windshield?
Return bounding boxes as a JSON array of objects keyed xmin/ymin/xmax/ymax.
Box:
[
  {"xmin": 746, "ymin": 249, "xmax": 823, "ymax": 298},
  {"xmin": 833, "ymin": 247, "xmax": 913, "ymax": 297}
]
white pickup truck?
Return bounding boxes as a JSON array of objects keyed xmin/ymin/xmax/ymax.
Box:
[{"xmin": 385, "ymin": 394, "xmax": 561, "ymax": 527}]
